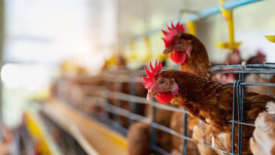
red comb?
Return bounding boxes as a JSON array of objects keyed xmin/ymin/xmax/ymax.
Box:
[
  {"xmin": 162, "ymin": 21, "xmax": 185, "ymax": 47},
  {"xmin": 257, "ymin": 50, "xmax": 266, "ymax": 58},
  {"xmin": 142, "ymin": 60, "xmax": 163, "ymax": 89}
]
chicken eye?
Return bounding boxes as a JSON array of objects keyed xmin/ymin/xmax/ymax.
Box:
[
  {"xmin": 177, "ymin": 41, "xmax": 182, "ymax": 45},
  {"xmin": 159, "ymin": 79, "xmax": 165, "ymax": 84}
]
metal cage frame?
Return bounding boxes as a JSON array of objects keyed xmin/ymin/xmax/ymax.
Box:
[{"xmin": 55, "ymin": 63, "xmax": 275, "ymax": 155}]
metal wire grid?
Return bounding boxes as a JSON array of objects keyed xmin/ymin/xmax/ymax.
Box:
[{"xmin": 55, "ymin": 63, "xmax": 275, "ymax": 155}]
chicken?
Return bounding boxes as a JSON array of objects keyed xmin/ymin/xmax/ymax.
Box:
[
  {"xmin": 127, "ymin": 60, "xmax": 174, "ymax": 155},
  {"xmin": 214, "ymin": 49, "xmax": 242, "ymax": 83},
  {"xmin": 245, "ymin": 74, "xmax": 275, "ymax": 96},
  {"xmin": 191, "ymin": 118, "xmax": 217, "ymax": 155},
  {"xmin": 143, "ymin": 61, "xmax": 275, "ymax": 154},
  {"xmin": 127, "ymin": 105, "xmax": 175, "ymax": 155},
  {"xmin": 214, "ymin": 68, "xmax": 236, "ymax": 83},
  {"xmin": 246, "ymin": 50, "xmax": 266, "ymax": 64},
  {"xmin": 225, "ymin": 49, "xmax": 242, "ymax": 65},
  {"xmin": 162, "ymin": 22, "xmax": 210, "ymax": 79},
  {"xmin": 162, "ymin": 22, "xmax": 216, "ymax": 155},
  {"xmin": 250, "ymin": 101, "xmax": 275, "ymax": 155},
  {"xmin": 170, "ymin": 112, "xmax": 201, "ymax": 155},
  {"xmin": 128, "ymin": 122, "xmax": 151, "ymax": 155},
  {"xmin": 245, "ymin": 50, "xmax": 275, "ymax": 97}
]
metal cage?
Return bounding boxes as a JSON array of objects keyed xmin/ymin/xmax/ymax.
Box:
[{"xmin": 55, "ymin": 62, "xmax": 275, "ymax": 155}]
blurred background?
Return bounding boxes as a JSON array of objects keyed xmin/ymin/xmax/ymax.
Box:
[{"xmin": 0, "ymin": 0, "xmax": 275, "ymax": 155}]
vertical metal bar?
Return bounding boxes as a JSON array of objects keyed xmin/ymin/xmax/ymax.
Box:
[
  {"xmin": 238, "ymin": 67, "xmax": 245, "ymax": 155},
  {"xmin": 129, "ymin": 73, "xmax": 136, "ymax": 126},
  {"xmin": 242, "ymin": 66, "xmax": 246, "ymax": 98},
  {"xmin": 237, "ymin": 77, "xmax": 241, "ymax": 154},
  {"xmin": 268, "ymin": 73, "xmax": 271, "ymax": 96},
  {"xmin": 239, "ymin": 84, "xmax": 244, "ymax": 155},
  {"xmin": 182, "ymin": 110, "xmax": 188, "ymax": 155},
  {"xmin": 232, "ymin": 81, "xmax": 238, "ymax": 154},
  {"xmin": 237, "ymin": 82, "xmax": 243, "ymax": 155},
  {"xmin": 150, "ymin": 99, "xmax": 157, "ymax": 154}
]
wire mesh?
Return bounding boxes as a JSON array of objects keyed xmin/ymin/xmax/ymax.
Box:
[{"xmin": 54, "ymin": 62, "xmax": 275, "ymax": 155}]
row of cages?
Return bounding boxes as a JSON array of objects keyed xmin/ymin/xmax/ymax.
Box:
[{"xmin": 52, "ymin": 62, "xmax": 275, "ymax": 155}]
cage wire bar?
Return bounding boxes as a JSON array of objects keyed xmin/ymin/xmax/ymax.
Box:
[{"xmin": 55, "ymin": 63, "xmax": 275, "ymax": 155}]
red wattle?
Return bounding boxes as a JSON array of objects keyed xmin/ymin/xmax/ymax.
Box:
[
  {"xmin": 170, "ymin": 52, "xmax": 186, "ymax": 64},
  {"xmin": 155, "ymin": 92, "xmax": 173, "ymax": 105}
]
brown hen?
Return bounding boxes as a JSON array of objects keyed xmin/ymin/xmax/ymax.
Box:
[
  {"xmin": 127, "ymin": 60, "xmax": 174, "ymax": 155},
  {"xmin": 145, "ymin": 67, "xmax": 275, "ymax": 154},
  {"xmin": 128, "ymin": 122, "xmax": 151, "ymax": 155},
  {"xmin": 162, "ymin": 22, "xmax": 216, "ymax": 155},
  {"xmin": 250, "ymin": 101, "xmax": 275, "ymax": 155},
  {"xmin": 245, "ymin": 50, "xmax": 275, "ymax": 97}
]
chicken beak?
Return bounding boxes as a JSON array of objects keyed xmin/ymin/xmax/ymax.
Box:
[
  {"xmin": 147, "ymin": 92, "xmax": 158, "ymax": 101},
  {"xmin": 146, "ymin": 87, "xmax": 158, "ymax": 101},
  {"xmin": 163, "ymin": 47, "xmax": 173, "ymax": 55}
]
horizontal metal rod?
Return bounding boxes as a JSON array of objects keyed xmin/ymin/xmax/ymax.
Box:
[
  {"xmin": 105, "ymin": 103, "xmax": 151, "ymax": 124},
  {"xmin": 99, "ymin": 90, "xmax": 188, "ymax": 113},
  {"xmin": 210, "ymin": 70, "xmax": 275, "ymax": 74},
  {"xmin": 241, "ymin": 82, "xmax": 275, "ymax": 86},
  {"xmin": 243, "ymin": 101, "xmax": 267, "ymax": 104},
  {"xmin": 228, "ymin": 120, "xmax": 255, "ymax": 127},
  {"xmin": 212, "ymin": 63, "xmax": 275, "ymax": 69},
  {"xmin": 151, "ymin": 122, "xmax": 193, "ymax": 142}
]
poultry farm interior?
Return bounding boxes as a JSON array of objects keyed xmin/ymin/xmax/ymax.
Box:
[{"xmin": 0, "ymin": 0, "xmax": 275, "ymax": 155}]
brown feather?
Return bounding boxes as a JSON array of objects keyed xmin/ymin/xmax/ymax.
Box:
[
  {"xmin": 250, "ymin": 101, "xmax": 275, "ymax": 155},
  {"xmin": 177, "ymin": 33, "xmax": 210, "ymax": 79},
  {"xmin": 158, "ymin": 70, "xmax": 275, "ymax": 154},
  {"xmin": 128, "ymin": 122, "xmax": 151, "ymax": 155}
]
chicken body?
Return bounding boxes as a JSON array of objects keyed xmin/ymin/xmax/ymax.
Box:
[
  {"xmin": 128, "ymin": 122, "xmax": 151, "ymax": 155},
  {"xmin": 170, "ymin": 112, "xmax": 200, "ymax": 155},
  {"xmin": 250, "ymin": 101, "xmax": 275, "ymax": 155},
  {"xmin": 162, "ymin": 30, "xmax": 216, "ymax": 154},
  {"xmin": 244, "ymin": 51, "xmax": 275, "ymax": 97},
  {"xmin": 156, "ymin": 70, "xmax": 275, "ymax": 154},
  {"xmin": 245, "ymin": 74, "xmax": 275, "ymax": 97}
]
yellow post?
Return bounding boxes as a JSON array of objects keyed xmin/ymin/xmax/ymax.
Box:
[
  {"xmin": 227, "ymin": 11, "xmax": 235, "ymax": 46},
  {"xmin": 217, "ymin": 0, "xmax": 241, "ymax": 49},
  {"xmin": 183, "ymin": 11, "xmax": 197, "ymax": 36},
  {"xmin": 186, "ymin": 21, "xmax": 196, "ymax": 36},
  {"xmin": 266, "ymin": 35, "xmax": 275, "ymax": 43}
]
